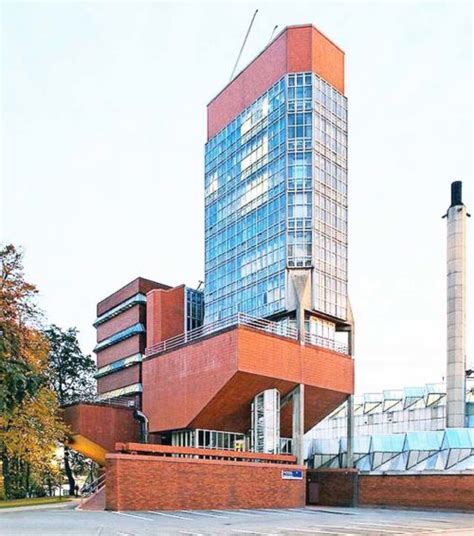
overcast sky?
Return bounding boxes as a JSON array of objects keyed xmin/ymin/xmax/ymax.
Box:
[{"xmin": 2, "ymin": 1, "xmax": 472, "ymax": 394}]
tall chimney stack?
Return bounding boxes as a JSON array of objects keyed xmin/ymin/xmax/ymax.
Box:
[{"xmin": 444, "ymin": 181, "xmax": 469, "ymax": 428}]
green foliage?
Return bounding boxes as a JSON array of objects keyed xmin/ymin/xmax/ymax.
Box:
[{"xmin": 44, "ymin": 325, "xmax": 96, "ymax": 405}]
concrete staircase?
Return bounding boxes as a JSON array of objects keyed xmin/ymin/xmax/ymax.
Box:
[{"xmin": 79, "ymin": 486, "xmax": 106, "ymax": 510}]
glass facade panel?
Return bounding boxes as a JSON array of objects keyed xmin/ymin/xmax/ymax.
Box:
[
  {"xmin": 205, "ymin": 77, "xmax": 287, "ymax": 322},
  {"xmin": 185, "ymin": 287, "xmax": 204, "ymax": 332},
  {"xmin": 204, "ymin": 72, "xmax": 348, "ymax": 323}
]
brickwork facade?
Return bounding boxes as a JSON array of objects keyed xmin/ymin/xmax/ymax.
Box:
[
  {"xmin": 97, "ymin": 364, "xmax": 141, "ymax": 393},
  {"xmin": 307, "ymin": 469, "xmax": 358, "ymax": 507},
  {"xmin": 358, "ymin": 474, "xmax": 474, "ymax": 511},
  {"xmin": 143, "ymin": 326, "xmax": 353, "ymax": 435},
  {"xmin": 97, "ymin": 305, "xmax": 145, "ymax": 342},
  {"xmin": 146, "ymin": 285, "xmax": 185, "ymax": 348},
  {"xmin": 97, "ymin": 277, "xmax": 169, "ymax": 317},
  {"xmin": 62, "ymin": 404, "xmax": 140, "ymax": 453},
  {"xmin": 106, "ymin": 453, "xmax": 306, "ymax": 511},
  {"xmin": 207, "ymin": 24, "xmax": 344, "ymax": 139}
]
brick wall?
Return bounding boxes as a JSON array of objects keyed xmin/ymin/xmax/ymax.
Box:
[
  {"xmin": 358, "ymin": 474, "xmax": 474, "ymax": 511},
  {"xmin": 62, "ymin": 404, "xmax": 140, "ymax": 453},
  {"xmin": 106, "ymin": 453, "xmax": 306, "ymax": 511},
  {"xmin": 143, "ymin": 326, "xmax": 353, "ymax": 435},
  {"xmin": 307, "ymin": 469, "xmax": 357, "ymax": 507},
  {"xmin": 96, "ymin": 334, "xmax": 144, "ymax": 368},
  {"xmin": 97, "ymin": 364, "xmax": 140, "ymax": 394},
  {"xmin": 97, "ymin": 305, "xmax": 145, "ymax": 342},
  {"xmin": 97, "ymin": 277, "xmax": 169, "ymax": 317},
  {"xmin": 207, "ymin": 24, "xmax": 345, "ymax": 139},
  {"xmin": 146, "ymin": 286, "xmax": 185, "ymax": 348},
  {"xmin": 143, "ymin": 330, "xmax": 237, "ymax": 432}
]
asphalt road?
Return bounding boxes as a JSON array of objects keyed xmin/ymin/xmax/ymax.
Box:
[{"xmin": 0, "ymin": 503, "xmax": 472, "ymax": 536}]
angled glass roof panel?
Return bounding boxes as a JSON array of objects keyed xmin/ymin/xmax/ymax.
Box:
[
  {"xmin": 404, "ymin": 431, "xmax": 444, "ymax": 451},
  {"xmin": 364, "ymin": 393, "xmax": 383, "ymax": 403},
  {"xmin": 383, "ymin": 389, "xmax": 405, "ymax": 411},
  {"xmin": 312, "ymin": 438, "xmax": 340, "ymax": 455},
  {"xmin": 383, "ymin": 389, "xmax": 404, "ymax": 400},
  {"xmin": 425, "ymin": 383, "xmax": 446, "ymax": 407},
  {"xmin": 403, "ymin": 386, "xmax": 426, "ymax": 409},
  {"xmin": 442, "ymin": 428, "xmax": 474, "ymax": 449},
  {"xmin": 404, "ymin": 386, "xmax": 426, "ymax": 397},
  {"xmin": 370, "ymin": 433, "xmax": 405, "ymax": 453},
  {"xmin": 354, "ymin": 435, "xmax": 371, "ymax": 454},
  {"xmin": 363, "ymin": 393, "xmax": 383, "ymax": 414}
]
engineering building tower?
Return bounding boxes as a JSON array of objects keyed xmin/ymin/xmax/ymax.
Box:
[
  {"xmin": 205, "ymin": 24, "xmax": 349, "ymax": 351},
  {"xmin": 63, "ymin": 24, "xmax": 354, "ymax": 474}
]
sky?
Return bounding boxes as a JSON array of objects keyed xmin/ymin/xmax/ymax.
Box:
[{"xmin": 1, "ymin": 0, "xmax": 472, "ymax": 394}]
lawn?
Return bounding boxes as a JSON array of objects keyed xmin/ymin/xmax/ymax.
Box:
[{"xmin": 0, "ymin": 496, "xmax": 74, "ymax": 509}]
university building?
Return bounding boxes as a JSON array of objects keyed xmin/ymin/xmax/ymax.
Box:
[{"xmin": 63, "ymin": 24, "xmax": 355, "ymax": 510}]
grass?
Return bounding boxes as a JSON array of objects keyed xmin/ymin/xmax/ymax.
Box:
[{"xmin": 0, "ymin": 496, "xmax": 74, "ymax": 509}]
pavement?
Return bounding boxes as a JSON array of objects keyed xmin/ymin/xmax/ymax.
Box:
[{"xmin": 0, "ymin": 504, "xmax": 472, "ymax": 535}]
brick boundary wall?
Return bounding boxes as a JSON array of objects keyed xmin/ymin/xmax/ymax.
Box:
[
  {"xmin": 307, "ymin": 469, "xmax": 358, "ymax": 507},
  {"xmin": 358, "ymin": 474, "xmax": 474, "ymax": 511},
  {"xmin": 106, "ymin": 453, "xmax": 306, "ymax": 511}
]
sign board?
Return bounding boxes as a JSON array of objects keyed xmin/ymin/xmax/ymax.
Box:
[{"xmin": 281, "ymin": 470, "xmax": 303, "ymax": 480}]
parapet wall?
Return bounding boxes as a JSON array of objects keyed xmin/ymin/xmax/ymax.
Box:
[
  {"xmin": 106, "ymin": 445, "xmax": 306, "ymax": 511},
  {"xmin": 309, "ymin": 469, "xmax": 474, "ymax": 511},
  {"xmin": 359, "ymin": 473, "xmax": 474, "ymax": 511}
]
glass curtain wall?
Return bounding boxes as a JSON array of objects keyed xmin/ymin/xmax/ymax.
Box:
[
  {"xmin": 205, "ymin": 78, "xmax": 287, "ymax": 323},
  {"xmin": 204, "ymin": 72, "xmax": 348, "ymax": 324}
]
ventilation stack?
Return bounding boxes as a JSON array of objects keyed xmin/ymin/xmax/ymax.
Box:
[{"xmin": 444, "ymin": 181, "xmax": 469, "ymax": 428}]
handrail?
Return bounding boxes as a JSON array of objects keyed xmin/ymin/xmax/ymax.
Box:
[
  {"xmin": 304, "ymin": 332, "xmax": 349, "ymax": 355},
  {"xmin": 81, "ymin": 473, "xmax": 106, "ymax": 497},
  {"xmin": 146, "ymin": 312, "xmax": 298, "ymax": 357}
]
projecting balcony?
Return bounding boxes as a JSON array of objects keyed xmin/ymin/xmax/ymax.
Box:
[
  {"xmin": 142, "ymin": 313, "xmax": 354, "ymax": 437},
  {"xmin": 145, "ymin": 312, "xmax": 349, "ymax": 357}
]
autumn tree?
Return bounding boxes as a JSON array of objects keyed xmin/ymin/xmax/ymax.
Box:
[
  {"xmin": 0, "ymin": 244, "xmax": 66, "ymax": 499},
  {"xmin": 45, "ymin": 325, "xmax": 96, "ymax": 494}
]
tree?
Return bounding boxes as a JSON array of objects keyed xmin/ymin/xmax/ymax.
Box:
[
  {"xmin": 0, "ymin": 245, "xmax": 45, "ymax": 414},
  {"xmin": 0, "ymin": 244, "xmax": 66, "ymax": 499},
  {"xmin": 44, "ymin": 325, "xmax": 96, "ymax": 494}
]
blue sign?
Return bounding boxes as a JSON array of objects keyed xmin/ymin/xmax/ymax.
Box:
[{"xmin": 281, "ymin": 470, "xmax": 303, "ymax": 480}]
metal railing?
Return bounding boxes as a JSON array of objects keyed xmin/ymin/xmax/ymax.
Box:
[
  {"xmin": 81, "ymin": 473, "xmax": 106, "ymax": 497},
  {"xmin": 304, "ymin": 332, "xmax": 349, "ymax": 355},
  {"xmin": 146, "ymin": 312, "xmax": 298, "ymax": 357}
]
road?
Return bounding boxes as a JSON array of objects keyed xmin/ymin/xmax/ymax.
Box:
[{"xmin": 0, "ymin": 503, "xmax": 472, "ymax": 535}]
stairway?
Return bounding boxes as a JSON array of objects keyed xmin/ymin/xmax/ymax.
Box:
[{"xmin": 78, "ymin": 474, "xmax": 106, "ymax": 511}]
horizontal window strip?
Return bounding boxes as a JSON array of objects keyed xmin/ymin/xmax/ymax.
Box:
[
  {"xmin": 93, "ymin": 293, "xmax": 147, "ymax": 327},
  {"xmin": 94, "ymin": 323, "xmax": 145, "ymax": 353},
  {"xmin": 94, "ymin": 353, "xmax": 143, "ymax": 379},
  {"xmin": 97, "ymin": 383, "xmax": 142, "ymax": 401}
]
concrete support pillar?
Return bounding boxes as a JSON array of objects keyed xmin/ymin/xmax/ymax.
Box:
[
  {"xmin": 292, "ymin": 384, "xmax": 305, "ymax": 465},
  {"xmin": 288, "ymin": 269, "xmax": 312, "ymax": 344},
  {"xmin": 346, "ymin": 394, "xmax": 354, "ymax": 468},
  {"xmin": 345, "ymin": 299, "xmax": 355, "ymax": 468}
]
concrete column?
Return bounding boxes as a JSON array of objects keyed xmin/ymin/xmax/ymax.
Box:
[
  {"xmin": 288, "ymin": 269, "xmax": 312, "ymax": 344},
  {"xmin": 346, "ymin": 299, "xmax": 355, "ymax": 468},
  {"xmin": 346, "ymin": 394, "xmax": 354, "ymax": 468},
  {"xmin": 292, "ymin": 384, "xmax": 305, "ymax": 465},
  {"xmin": 446, "ymin": 201, "xmax": 467, "ymax": 428}
]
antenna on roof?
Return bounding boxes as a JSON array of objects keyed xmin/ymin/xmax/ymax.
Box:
[
  {"xmin": 268, "ymin": 24, "xmax": 278, "ymax": 43},
  {"xmin": 229, "ymin": 9, "xmax": 259, "ymax": 82}
]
